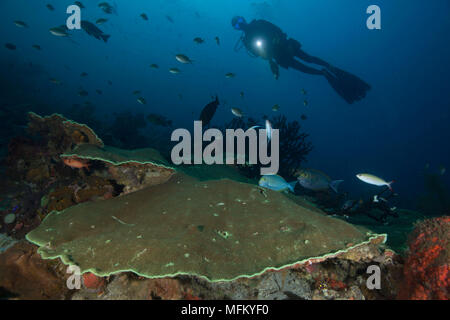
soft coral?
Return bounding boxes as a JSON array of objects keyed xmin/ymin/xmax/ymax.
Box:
[{"xmin": 398, "ymin": 216, "xmax": 449, "ymax": 300}]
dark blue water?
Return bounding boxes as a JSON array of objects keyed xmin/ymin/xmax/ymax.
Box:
[{"xmin": 1, "ymin": 0, "xmax": 449, "ymax": 211}]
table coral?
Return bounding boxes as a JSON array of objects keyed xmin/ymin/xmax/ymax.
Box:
[{"xmin": 27, "ymin": 173, "xmax": 385, "ymax": 282}]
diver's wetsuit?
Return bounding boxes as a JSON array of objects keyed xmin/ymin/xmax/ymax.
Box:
[
  {"xmin": 239, "ymin": 19, "xmax": 371, "ymax": 104},
  {"xmin": 242, "ymin": 20, "xmax": 330, "ymax": 77}
]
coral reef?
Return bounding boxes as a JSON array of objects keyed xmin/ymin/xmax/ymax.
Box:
[
  {"xmin": 27, "ymin": 172, "xmax": 385, "ymax": 281},
  {"xmin": 60, "ymin": 144, "xmax": 175, "ymax": 194},
  {"xmin": 0, "ymin": 111, "xmax": 435, "ymax": 301},
  {"xmin": 1, "ymin": 237, "xmax": 401, "ymax": 300},
  {"xmin": 63, "ymin": 241, "xmax": 400, "ymax": 300},
  {"xmin": 27, "ymin": 112, "xmax": 103, "ymax": 148},
  {"xmin": 2, "ymin": 112, "xmax": 174, "ymax": 240},
  {"xmin": 6, "ymin": 112, "xmax": 103, "ymax": 186},
  {"xmin": 397, "ymin": 216, "xmax": 449, "ymax": 300},
  {"xmin": 83, "ymin": 272, "xmax": 106, "ymax": 291},
  {"xmin": 0, "ymin": 241, "xmax": 70, "ymax": 299},
  {"xmin": 44, "ymin": 176, "xmax": 116, "ymax": 213}
]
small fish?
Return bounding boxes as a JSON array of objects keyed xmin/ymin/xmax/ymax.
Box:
[
  {"xmin": 137, "ymin": 97, "xmax": 146, "ymax": 105},
  {"xmin": 132, "ymin": 90, "xmax": 141, "ymax": 95},
  {"xmin": 356, "ymin": 174, "xmax": 394, "ymax": 191},
  {"xmin": 193, "ymin": 37, "xmax": 204, "ymax": 44},
  {"xmin": 78, "ymin": 89, "xmax": 88, "ymax": 97},
  {"xmin": 96, "ymin": 89, "xmax": 102, "ymax": 95},
  {"xmin": 46, "ymin": 4, "xmax": 55, "ymax": 11},
  {"xmin": 81, "ymin": 20, "xmax": 110, "ymax": 42},
  {"xmin": 272, "ymin": 104, "xmax": 280, "ymax": 112},
  {"xmin": 231, "ymin": 108, "xmax": 243, "ymax": 118},
  {"xmin": 296, "ymin": 169, "xmax": 343, "ymax": 193},
  {"xmin": 439, "ymin": 165, "xmax": 446, "ymax": 175},
  {"xmin": 32, "ymin": 44, "xmax": 41, "ymax": 50},
  {"xmin": 341, "ymin": 199, "xmax": 358, "ymax": 211},
  {"xmin": 4, "ymin": 43, "xmax": 16, "ymax": 50},
  {"xmin": 240, "ymin": 91, "xmax": 244, "ymax": 99},
  {"xmin": 215, "ymin": 36, "xmax": 220, "ymax": 46},
  {"xmin": 199, "ymin": 96, "xmax": 220, "ymax": 126},
  {"xmin": 107, "ymin": 80, "xmax": 112, "ymax": 85},
  {"xmin": 176, "ymin": 54, "xmax": 193, "ymax": 64},
  {"xmin": 62, "ymin": 157, "xmax": 90, "ymax": 170},
  {"xmin": 169, "ymin": 67, "xmax": 181, "ymax": 74},
  {"xmin": 225, "ymin": 73, "xmax": 235, "ymax": 79},
  {"xmin": 178, "ymin": 93, "xmax": 183, "ymax": 100},
  {"xmin": 140, "ymin": 13, "xmax": 149, "ymax": 21},
  {"xmin": 49, "ymin": 26, "xmax": 69, "ymax": 37},
  {"xmin": 49, "ymin": 78, "xmax": 61, "ymax": 85},
  {"xmin": 303, "ymin": 100, "xmax": 308, "ymax": 107},
  {"xmin": 98, "ymin": 2, "xmax": 115, "ymax": 14},
  {"xmin": 300, "ymin": 114, "xmax": 307, "ymax": 121},
  {"xmin": 259, "ymin": 175, "xmax": 297, "ymax": 193},
  {"xmin": 74, "ymin": 1, "xmax": 84, "ymax": 9},
  {"xmin": 80, "ymin": 72, "xmax": 88, "ymax": 77},
  {"xmin": 96, "ymin": 18, "xmax": 108, "ymax": 25},
  {"xmin": 301, "ymin": 88, "xmax": 307, "ymax": 95},
  {"xmin": 150, "ymin": 64, "xmax": 159, "ymax": 69},
  {"xmin": 166, "ymin": 15, "xmax": 174, "ymax": 23},
  {"xmin": 14, "ymin": 21, "xmax": 28, "ymax": 28}
]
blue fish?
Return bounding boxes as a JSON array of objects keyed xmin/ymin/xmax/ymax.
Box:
[{"xmin": 259, "ymin": 175, "xmax": 297, "ymax": 193}]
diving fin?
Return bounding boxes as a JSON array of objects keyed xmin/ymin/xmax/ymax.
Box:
[{"xmin": 324, "ymin": 66, "xmax": 371, "ymax": 104}]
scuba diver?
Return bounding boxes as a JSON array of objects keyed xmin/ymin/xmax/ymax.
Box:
[{"xmin": 231, "ymin": 16, "xmax": 371, "ymax": 104}]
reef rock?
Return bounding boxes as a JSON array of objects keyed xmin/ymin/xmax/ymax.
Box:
[
  {"xmin": 60, "ymin": 144, "xmax": 175, "ymax": 194},
  {"xmin": 27, "ymin": 112, "xmax": 103, "ymax": 149},
  {"xmin": 27, "ymin": 173, "xmax": 385, "ymax": 282},
  {"xmin": 6, "ymin": 113, "xmax": 103, "ymax": 185},
  {"xmin": 0, "ymin": 241, "xmax": 69, "ymax": 299}
]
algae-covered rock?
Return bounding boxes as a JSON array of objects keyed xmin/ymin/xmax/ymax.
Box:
[
  {"xmin": 27, "ymin": 173, "xmax": 385, "ymax": 282},
  {"xmin": 0, "ymin": 241, "xmax": 69, "ymax": 299},
  {"xmin": 27, "ymin": 112, "xmax": 103, "ymax": 148},
  {"xmin": 61, "ymin": 144, "xmax": 175, "ymax": 194}
]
